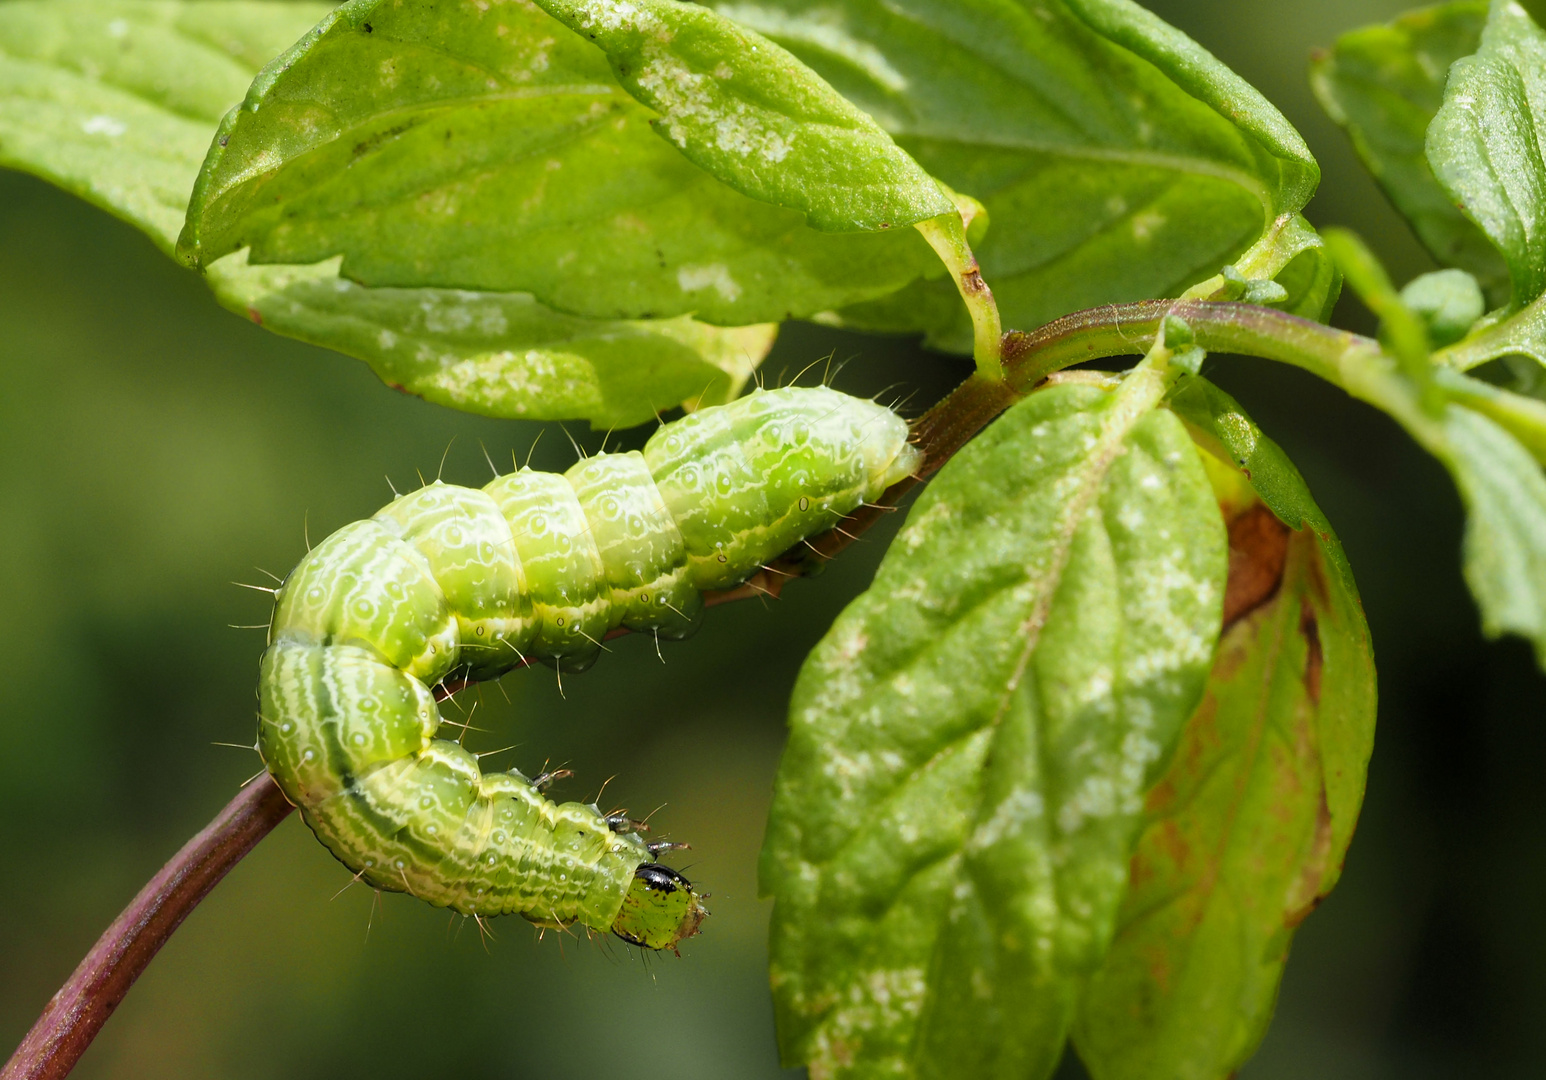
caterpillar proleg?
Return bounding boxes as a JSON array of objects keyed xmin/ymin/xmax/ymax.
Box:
[{"xmin": 258, "ymin": 386, "xmax": 920, "ymax": 951}]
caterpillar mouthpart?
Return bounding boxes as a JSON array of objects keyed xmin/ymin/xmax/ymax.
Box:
[{"xmin": 611, "ymin": 863, "xmax": 710, "ymax": 954}]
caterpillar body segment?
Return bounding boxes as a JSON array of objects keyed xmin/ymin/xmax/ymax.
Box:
[{"xmin": 257, "ymin": 387, "xmax": 919, "ymax": 950}]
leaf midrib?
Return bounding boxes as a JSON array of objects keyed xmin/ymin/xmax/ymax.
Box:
[{"xmin": 813, "ymin": 377, "xmax": 1169, "ymax": 885}]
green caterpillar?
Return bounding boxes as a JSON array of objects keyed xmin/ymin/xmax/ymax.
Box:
[{"xmin": 258, "ymin": 386, "xmax": 919, "ymax": 951}]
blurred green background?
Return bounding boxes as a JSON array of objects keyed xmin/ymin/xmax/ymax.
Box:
[{"xmin": 4, "ymin": 1, "xmax": 1545, "ymax": 1076}]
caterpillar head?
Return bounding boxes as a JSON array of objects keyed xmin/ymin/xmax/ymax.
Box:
[{"xmin": 612, "ymin": 864, "xmax": 709, "ymax": 953}]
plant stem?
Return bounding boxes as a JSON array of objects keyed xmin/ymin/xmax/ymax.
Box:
[
  {"xmin": 1, "ymin": 777, "xmax": 294, "ymax": 1080},
  {"xmin": 2, "ymin": 296, "xmax": 1419, "ymax": 1080},
  {"xmin": 1000, "ymin": 299, "xmax": 1448, "ymax": 444}
]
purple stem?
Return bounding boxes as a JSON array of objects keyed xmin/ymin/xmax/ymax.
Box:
[{"xmin": 1, "ymin": 777, "xmax": 294, "ymax": 1080}]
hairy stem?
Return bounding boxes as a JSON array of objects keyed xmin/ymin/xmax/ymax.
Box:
[
  {"xmin": 6, "ymin": 297, "xmax": 1404, "ymax": 1080},
  {"xmin": 2, "ymin": 776, "xmax": 294, "ymax": 1080}
]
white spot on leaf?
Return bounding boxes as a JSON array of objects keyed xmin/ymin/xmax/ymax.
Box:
[
  {"xmin": 677, "ymin": 263, "xmax": 743, "ymax": 302},
  {"xmin": 82, "ymin": 115, "xmax": 126, "ymax": 137}
]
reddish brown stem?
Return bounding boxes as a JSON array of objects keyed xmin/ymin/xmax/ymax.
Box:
[{"xmin": 2, "ymin": 776, "xmax": 294, "ymax": 1080}]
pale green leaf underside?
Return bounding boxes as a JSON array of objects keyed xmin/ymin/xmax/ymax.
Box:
[
  {"xmin": 1363, "ymin": 362, "xmax": 1546, "ymax": 666},
  {"xmin": 1310, "ymin": 1, "xmax": 1510, "ymax": 302},
  {"xmin": 1444, "ymin": 402, "xmax": 1546, "ymax": 665},
  {"xmin": 177, "ymin": 0, "xmax": 939, "ymax": 327},
  {"xmin": 209, "ymin": 253, "xmax": 777, "ymax": 426},
  {"xmin": 762, "ymin": 378, "xmax": 1226, "ymax": 1078},
  {"xmin": 0, "ymin": 0, "xmax": 773, "ymax": 427},
  {"xmin": 1429, "ymin": 0, "xmax": 1546, "ymax": 310},
  {"xmin": 1074, "ymin": 378, "xmax": 1376, "ymax": 1080},
  {"xmin": 711, "ymin": 0, "xmax": 1322, "ymax": 351},
  {"xmin": 531, "ymin": 0, "xmax": 953, "ymax": 232}
]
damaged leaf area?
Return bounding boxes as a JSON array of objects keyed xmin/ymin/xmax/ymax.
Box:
[
  {"xmin": 761, "ymin": 376, "xmax": 1226, "ymax": 1078},
  {"xmin": 1074, "ymin": 409, "xmax": 1376, "ymax": 1080},
  {"xmin": 178, "ymin": 0, "xmax": 940, "ymax": 326},
  {"xmin": 532, "ymin": 0, "xmax": 955, "ymax": 232}
]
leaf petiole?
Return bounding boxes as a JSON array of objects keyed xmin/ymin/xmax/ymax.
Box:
[{"xmin": 915, "ymin": 211, "xmax": 1004, "ymax": 382}]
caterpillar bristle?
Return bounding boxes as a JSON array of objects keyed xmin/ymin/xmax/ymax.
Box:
[
  {"xmin": 331, "ymin": 868, "xmax": 367, "ymax": 903},
  {"xmin": 689, "ymin": 375, "xmax": 719, "ymax": 411},
  {"xmin": 523, "ymin": 428, "xmax": 545, "ymax": 470},
  {"xmin": 210, "ymin": 739, "xmax": 259, "ymax": 752},
  {"xmin": 472, "ymin": 912, "xmax": 496, "ymax": 951},
  {"xmin": 558, "ymin": 423, "xmax": 585, "ymax": 463},
  {"xmin": 455, "ymin": 700, "xmax": 478, "ymax": 744}
]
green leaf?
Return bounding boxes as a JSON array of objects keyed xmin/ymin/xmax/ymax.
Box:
[
  {"xmin": 762, "ymin": 371, "xmax": 1226, "ymax": 1078},
  {"xmin": 1183, "ymin": 212, "xmax": 1340, "ymax": 324},
  {"xmin": 1434, "ymin": 365, "xmax": 1546, "ymax": 463},
  {"xmin": 1073, "ymin": 378, "xmax": 1376, "ymax": 1080},
  {"xmin": 0, "ymin": 0, "xmax": 330, "ymax": 253},
  {"xmin": 1443, "ymin": 402, "xmax": 1546, "ymax": 665},
  {"xmin": 1402, "ymin": 268, "xmax": 1487, "ymax": 346},
  {"xmin": 711, "ymin": 0, "xmax": 1323, "ymax": 350},
  {"xmin": 1166, "ymin": 375, "xmax": 1336, "ymax": 535},
  {"xmin": 177, "ymin": 0, "xmax": 938, "ymax": 326},
  {"xmin": 530, "ymin": 0, "xmax": 953, "ymax": 232},
  {"xmin": 1312, "ymin": 227, "xmax": 1546, "ymax": 664},
  {"xmin": 1423, "ymin": 1, "xmax": 1546, "ymax": 372},
  {"xmin": 1439, "ymin": 283, "xmax": 1546, "ymax": 367},
  {"xmin": 1310, "ymin": 1, "xmax": 1510, "ymax": 302},
  {"xmin": 206, "ymin": 254, "xmax": 775, "ymax": 428},
  {"xmin": 1429, "ymin": 0, "xmax": 1546, "ymax": 313},
  {"xmin": 0, "ymin": 0, "xmax": 773, "ymax": 427}
]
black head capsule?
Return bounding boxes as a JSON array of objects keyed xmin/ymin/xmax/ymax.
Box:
[{"xmin": 611, "ymin": 863, "xmax": 709, "ymax": 953}]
